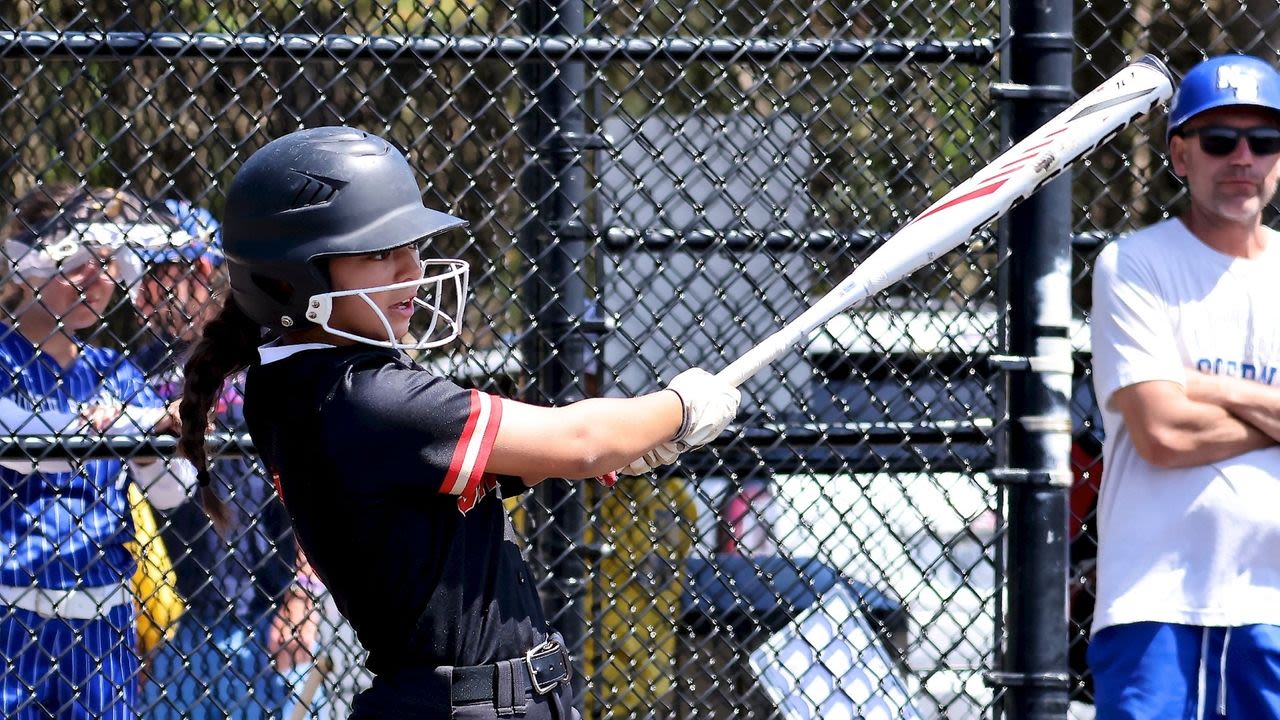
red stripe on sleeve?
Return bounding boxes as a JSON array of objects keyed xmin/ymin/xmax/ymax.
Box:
[
  {"xmin": 442, "ymin": 390, "xmax": 482, "ymax": 495},
  {"xmin": 270, "ymin": 470, "xmax": 286, "ymax": 504},
  {"xmin": 455, "ymin": 395, "xmax": 504, "ymax": 514}
]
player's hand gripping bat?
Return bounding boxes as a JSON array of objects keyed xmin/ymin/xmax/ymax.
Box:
[{"xmin": 717, "ymin": 55, "xmax": 1175, "ymax": 387}]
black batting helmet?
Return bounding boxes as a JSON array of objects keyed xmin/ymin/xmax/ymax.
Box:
[{"xmin": 222, "ymin": 126, "xmax": 467, "ymax": 333}]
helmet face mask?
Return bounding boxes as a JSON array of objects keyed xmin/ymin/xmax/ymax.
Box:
[
  {"xmin": 223, "ymin": 127, "xmax": 470, "ymax": 345},
  {"xmin": 304, "ymin": 257, "xmax": 470, "ymax": 350}
]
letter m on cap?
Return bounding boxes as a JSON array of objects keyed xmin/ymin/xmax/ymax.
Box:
[{"xmin": 1217, "ymin": 65, "xmax": 1262, "ymax": 101}]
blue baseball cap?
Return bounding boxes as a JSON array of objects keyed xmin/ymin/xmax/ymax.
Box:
[
  {"xmin": 151, "ymin": 199, "xmax": 223, "ymax": 266},
  {"xmin": 1167, "ymin": 54, "xmax": 1280, "ymax": 142}
]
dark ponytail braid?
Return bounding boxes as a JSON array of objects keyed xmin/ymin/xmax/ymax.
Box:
[{"xmin": 178, "ymin": 296, "xmax": 261, "ymax": 532}]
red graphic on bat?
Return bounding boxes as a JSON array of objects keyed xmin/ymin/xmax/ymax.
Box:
[{"xmin": 908, "ymin": 127, "xmax": 1071, "ymax": 225}]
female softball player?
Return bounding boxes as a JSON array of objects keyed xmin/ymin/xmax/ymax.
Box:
[{"xmin": 176, "ymin": 126, "xmax": 740, "ymax": 720}]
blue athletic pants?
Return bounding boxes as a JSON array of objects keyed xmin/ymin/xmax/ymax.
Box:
[
  {"xmin": 0, "ymin": 604, "xmax": 137, "ymax": 720},
  {"xmin": 1089, "ymin": 621, "xmax": 1280, "ymax": 719},
  {"xmin": 141, "ymin": 615, "xmax": 320, "ymax": 719}
]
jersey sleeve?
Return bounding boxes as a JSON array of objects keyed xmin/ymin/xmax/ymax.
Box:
[
  {"xmin": 323, "ymin": 361, "xmax": 504, "ymax": 505},
  {"xmin": 1090, "ymin": 239, "xmax": 1186, "ymax": 411},
  {"xmin": 95, "ymin": 351, "xmax": 168, "ymax": 434},
  {"xmin": 0, "ymin": 345, "xmax": 21, "ymax": 397},
  {"xmin": 0, "ymin": 345, "xmax": 78, "ymax": 435},
  {"xmin": 103, "ymin": 353, "xmax": 165, "ymax": 409}
]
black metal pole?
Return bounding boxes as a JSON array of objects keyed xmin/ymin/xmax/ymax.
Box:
[
  {"xmin": 517, "ymin": 0, "xmax": 591, "ymax": 707},
  {"xmin": 999, "ymin": 0, "xmax": 1074, "ymax": 717}
]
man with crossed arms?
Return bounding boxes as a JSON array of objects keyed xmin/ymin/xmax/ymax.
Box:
[{"xmin": 1090, "ymin": 54, "xmax": 1280, "ymax": 718}]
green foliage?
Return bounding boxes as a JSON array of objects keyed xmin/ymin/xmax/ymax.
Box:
[{"xmin": 10, "ymin": 0, "xmax": 1269, "ymax": 329}]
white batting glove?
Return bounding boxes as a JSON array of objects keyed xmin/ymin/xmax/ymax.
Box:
[
  {"xmin": 667, "ymin": 368, "xmax": 742, "ymax": 449},
  {"xmin": 618, "ymin": 368, "xmax": 742, "ymax": 476},
  {"xmin": 620, "ymin": 442, "xmax": 682, "ymax": 476}
]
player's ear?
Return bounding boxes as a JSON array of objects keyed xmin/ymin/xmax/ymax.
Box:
[{"xmin": 1168, "ymin": 134, "xmax": 1189, "ymax": 179}]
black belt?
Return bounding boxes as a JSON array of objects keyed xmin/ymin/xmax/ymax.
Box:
[{"xmin": 451, "ymin": 638, "xmax": 572, "ymax": 705}]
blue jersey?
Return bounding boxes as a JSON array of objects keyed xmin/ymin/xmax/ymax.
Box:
[{"xmin": 0, "ymin": 325, "xmax": 164, "ymax": 590}]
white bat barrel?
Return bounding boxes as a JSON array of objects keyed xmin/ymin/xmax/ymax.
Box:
[{"xmin": 717, "ymin": 56, "xmax": 1173, "ymax": 388}]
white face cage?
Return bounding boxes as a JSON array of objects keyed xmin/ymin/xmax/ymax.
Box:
[{"xmin": 303, "ymin": 258, "xmax": 471, "ymax": 350}]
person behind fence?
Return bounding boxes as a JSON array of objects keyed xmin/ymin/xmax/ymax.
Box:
[
  {"xmin": 0, "ymin": 184, "xmax": 194, "ymax": 719},
  {"xmin": 103, "ymin": 192, "xmax": 323, "ymax": 719},
  {"xmin": 174, "ymin": 126, "xmax": 742, "ymax": 720},
  {"xmin": 1088, "ymin": 54, "xmax": 1280, "ymax": 718}
]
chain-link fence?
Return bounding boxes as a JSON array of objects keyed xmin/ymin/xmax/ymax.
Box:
[{"xmin": 0, "ymin": 1, "xmax": 1272, "ymax": 719}]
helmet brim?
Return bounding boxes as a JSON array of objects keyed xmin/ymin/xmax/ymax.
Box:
[{"xmin": 309, "ymin": 204, "xmax": 468, "ymax": 259}]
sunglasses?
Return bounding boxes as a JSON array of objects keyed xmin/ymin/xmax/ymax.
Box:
[{"xmin": 1178, "ymin": 125, "xmax": 1280, "ymax": 157}]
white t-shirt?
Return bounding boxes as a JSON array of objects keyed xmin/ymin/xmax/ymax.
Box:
[{"xmin": 1090, "ymin": 218, "xmax": 1280, "ymax": 633}]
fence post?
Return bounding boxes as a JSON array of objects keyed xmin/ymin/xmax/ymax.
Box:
[
  {"xmin": 998, "ymin": 0, "xmax": 1074, "ymax": 716},
  {"xmin": 517, "ymin": 0, "xmax": 591, "ymax": 707}
]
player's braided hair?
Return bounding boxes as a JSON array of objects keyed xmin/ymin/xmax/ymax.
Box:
[{"xmin": 178, "ymin": 296, "xmax": 259, "ymax": 532}]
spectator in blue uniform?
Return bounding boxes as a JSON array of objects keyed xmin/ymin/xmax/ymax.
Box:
[{"xmin": 0, "ymin": 184, "xmax": 192, "ymax": 719}]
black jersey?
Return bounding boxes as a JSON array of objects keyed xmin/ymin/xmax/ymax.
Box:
[{"xmin": 243, "ymin": 343, "xmax": 547, "ymax": 673}]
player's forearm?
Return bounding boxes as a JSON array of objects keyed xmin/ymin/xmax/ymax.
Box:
[
  {"xmin": 491, "ymin": 392, "xmax": 684, "ymax": 479},
  {"xmin": 270, "ymin": 589, "xmax": 319, "ymax": 670},
  {"xmin": 1187, "ymin": 371, "xmax": 1280, "ymax": 442},
  {"xmin": 1134, "ymin": 399, "xmax": 1274, "ymax": 468},
  {"xmin": 557, "ymin": 393, "xmax": 684, "ymax": 475}
]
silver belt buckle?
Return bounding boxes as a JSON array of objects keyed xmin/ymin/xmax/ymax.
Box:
[{"xmin": 524, "ymin": 640, "xmax": 570, "ymax": 695}]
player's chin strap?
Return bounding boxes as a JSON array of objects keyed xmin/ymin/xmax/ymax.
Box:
[{"xmin": 304, "ymin": 259, "xmax": 470, "ymax": 350}]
